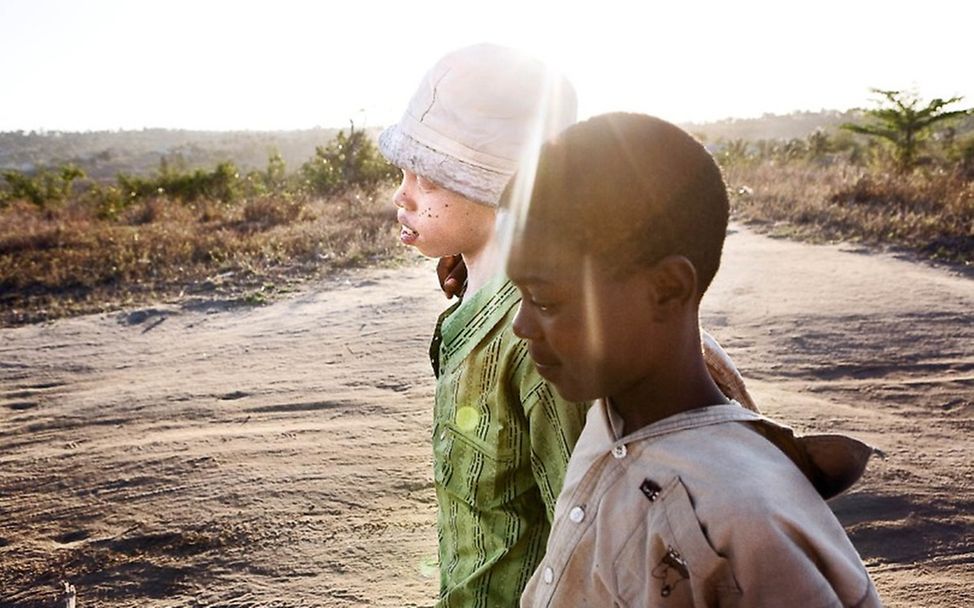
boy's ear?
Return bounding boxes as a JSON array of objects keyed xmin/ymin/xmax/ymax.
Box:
[{"xmin": 647, "ymin": 255, "xmax": 698, "ymax": 318}]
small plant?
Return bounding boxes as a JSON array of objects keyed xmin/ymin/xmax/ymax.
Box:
[
  {"xmin": 265, "ymin": 149, "xmax": 287, "ymax": 193},
  {"xmin": 947, "ymin": 135, "xmax": 974, "ymax": 178},
  {"xmin": 805, "ymin": 129, "xmax": 831, "ymax": 161},
  {"xmin": 714, "ymin": 139, "xmax": 752, "ymax": 166}
]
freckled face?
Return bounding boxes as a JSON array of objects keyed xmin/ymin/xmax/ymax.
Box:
[{"xmin": 392, "ymin": 170, "xmax": 495, "ymax": 258}]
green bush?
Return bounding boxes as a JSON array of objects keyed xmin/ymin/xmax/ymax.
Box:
[
  {"xmin": 1, "ymin": 165, "xmax": 85, "ymax": 207},
  {"xmin": 300, "ymin": 127, "xmax": 399, "ymax": 196},
  {"xmin": 118, "ymin": 160, "xmax": 242, "ymax": 204},
  {"xmin": 241, "ymin": 150, "xmax": 289, "ymax": 198}
]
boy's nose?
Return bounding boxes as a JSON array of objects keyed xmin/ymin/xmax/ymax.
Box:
[
  {"xmin": 512, "ymin": 302, "xmax": 539, "ymax": 341},
  {"xmin": 392, "ymin": 185, "xmax": 408, "ymax": 209},
  {"xmin": 392, "ymin": 176, "xmax": 416, "ymax": 210}
]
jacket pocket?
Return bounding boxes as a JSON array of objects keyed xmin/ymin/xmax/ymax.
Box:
[{"xmin": 613, "ymin": 477, "xmax": 741, "ymax": 607}]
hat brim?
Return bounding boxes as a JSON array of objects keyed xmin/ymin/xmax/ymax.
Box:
[{"xmin": 379, "ymin": 124, "xmax": 510, "ymax": 207}]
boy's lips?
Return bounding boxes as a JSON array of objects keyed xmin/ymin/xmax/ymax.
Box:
[
  {"xmin": 399, "ymin": 224, "xmax": 419, "ymax": 245},
  {"xmin": 528, "ymin": 347, "xmax": 560, "ymax": 371},
  {"xmin": 533, "ymin": 360, "xmax": 561, "ymax": 383},
  {"xmin": 397, "ymin": 213, "xmax": 419, "ymax": 245}
]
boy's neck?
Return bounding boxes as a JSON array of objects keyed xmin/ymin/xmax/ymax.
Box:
[
  {"xmin": 461, "ymin": 234, "xmax": 500, "ymax": 298},
  {"xmin": 608, "ymin": 323, "xmax": 730, "ymax": 436}
]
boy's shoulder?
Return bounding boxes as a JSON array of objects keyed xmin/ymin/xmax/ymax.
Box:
[
  {"xmin": 651, "ymin": 419, "xmax": 826, "ymax": 513},
  {"xmin": 646, "ymin": 410, "xmax": 873, "ymax": 505},
  {"xmin": 576, "ymin": 403, "xmax": 873, "ymax": 512},
  {"xmin": 645, "ymin": 420, "xmax": 878, "ymax": 605}
]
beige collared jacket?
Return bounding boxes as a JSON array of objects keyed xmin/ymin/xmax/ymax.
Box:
[{"xmin": 521, "ymin": 402, "xmax": 882, "ymax": 608}]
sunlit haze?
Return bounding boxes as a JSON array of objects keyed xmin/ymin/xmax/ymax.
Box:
[{"xmin": 1, "ymin": 0, "xmax": 970, "ymax": 132}]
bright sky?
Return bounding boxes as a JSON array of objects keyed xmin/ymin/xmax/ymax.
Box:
[{"xmin": 1, "ymin": 0, "xmax": 971, "ymax": 132}]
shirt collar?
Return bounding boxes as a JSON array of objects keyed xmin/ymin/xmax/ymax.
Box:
[
  {"xmin": 599, "ymin": 399, "xmax": 762, "ymax": 445},
  {"xmin": 437, "ymin": 274, "xmax": 520, "ymax": 368}
]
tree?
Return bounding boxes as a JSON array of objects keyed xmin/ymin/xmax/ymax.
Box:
[{"xmin": 842, "ymin": 89, "xmax": 971, "ymax": 172}]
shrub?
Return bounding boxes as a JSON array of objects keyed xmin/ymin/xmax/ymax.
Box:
[
  {"xmin": 118, "ymin": 161, "xmax": 242, "ymax": 204},
  {"xmin": 1, "ymin": 165, "xmax": 85, "ymax": 207},
  {"xmin": 300, "ymin": 126, "xmax": 399, "ymax": 196}
]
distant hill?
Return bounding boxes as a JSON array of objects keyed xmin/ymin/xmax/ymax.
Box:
[
  {"xmin": 0, "ymin": 127, "xmax": 371, "ymax": 179},
  {"xmin": 681, "ymin": 109, "xmax": 974, "ymax": 144},
  {"xmin": 2, "ymin": 109, "xmax": 972, "ymax": 179},
  {"xmin": 680, "ymin": 110, "xmax": 864, "ymax": 142}
]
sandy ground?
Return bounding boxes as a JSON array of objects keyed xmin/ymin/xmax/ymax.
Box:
[{"xmin": 1, "ymin": 224, "xmax": 972, "ymax": 607}]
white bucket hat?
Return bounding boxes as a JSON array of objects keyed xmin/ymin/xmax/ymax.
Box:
[{"xmin": 379, "ymin": 43, "xmax": 577, "ymax": 206}]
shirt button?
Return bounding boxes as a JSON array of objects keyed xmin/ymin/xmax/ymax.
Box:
[
  {"xmin": 569, "ymin": 506, "xmax": 585, "ymax": 523},
  {"xmin": 543, "ymin": 566, "xmax": 554, "ymax": 584},
  {"xmin": 612, "ymin": 444, "xmax": 628, "ymax": 459},
  {"xmin": 438, "ymin": 429, "xmax": 447, "ymax": 441}
]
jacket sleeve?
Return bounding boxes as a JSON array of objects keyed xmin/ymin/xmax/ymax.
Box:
[
  {"xmin": 512, "ymin": 342, "xmax": 589, "ymax": 523},
  {"xmin": 701, "ymin": 329, "xmax": 760, "ymax": 412}
]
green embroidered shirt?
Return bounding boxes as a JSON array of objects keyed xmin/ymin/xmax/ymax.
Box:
[{"xmin": 429, "ymin": 276, "xmax": 588, "ymax": 608}]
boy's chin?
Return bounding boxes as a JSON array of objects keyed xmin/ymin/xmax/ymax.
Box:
[
  {"xmin": 418, "ymin": 248, "xmax": 448, "ymax": 259},
  {"xmin": 406, "ymin": 241, "xmax": 443, "ymax": 258},
  {"xmin": 547, "ymin": 377, "xmax": 599, "ymax": 404}
]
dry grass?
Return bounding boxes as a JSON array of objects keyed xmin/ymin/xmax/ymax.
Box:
[
  {"xmin": 5, "ymin": 161, "xmax": 971, "ymax": 326},
  {"xmin": 0, "ymin": 188, "xmax": 402, "ymax": 326},
  {"xmin": 724, "ymin": 162, "xmax": 973, "ymax": 266}
]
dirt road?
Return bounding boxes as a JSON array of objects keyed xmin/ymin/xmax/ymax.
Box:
[{"xmin": 2, "ymin": 225, "xmax": 972, "ymax": 607}]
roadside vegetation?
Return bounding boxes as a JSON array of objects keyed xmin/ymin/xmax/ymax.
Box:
[
  {"xmin": 2, "ymin": 92, "xmax": 972, "ymax": 326},
  {"xmin": 712, "ymin": 90, "xmax": 973, "ymax": 266},
  {"xmin": 0, "ymin": 127, "xmax": 402, "ymax": 325}
]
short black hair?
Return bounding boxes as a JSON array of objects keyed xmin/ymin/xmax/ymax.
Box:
[{"xmin": 504, "ymin": 112, "xmax": 729, "ymax": 294}]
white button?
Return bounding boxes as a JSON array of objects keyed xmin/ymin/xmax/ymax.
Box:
[
  {"xmin": 569, "ymin": 506, "xmax": 585, "ymax": 523},
  {"xmin": 543, "ymin": 566, "xmax": 554, "ymax": 584},
  {"xmin": 612, "ymin": 444, "xmax": 628, "ymax": 459},
  {"xmin": 439, "ymin": 429, "xmax": 447, "ymax": 441}
]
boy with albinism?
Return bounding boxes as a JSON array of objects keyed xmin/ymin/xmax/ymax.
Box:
[
  {"xmin": 378, "ymin": 45, "xmax": 757, "ymax": 607},
  {"xmin": 505, "ymin": 112, "xmax": 882, "ymax": 607}
]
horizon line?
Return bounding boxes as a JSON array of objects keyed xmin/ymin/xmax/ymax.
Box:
[{"xmin": 0, "ymin": 107, "xmax": 873, "ymax": 136}]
